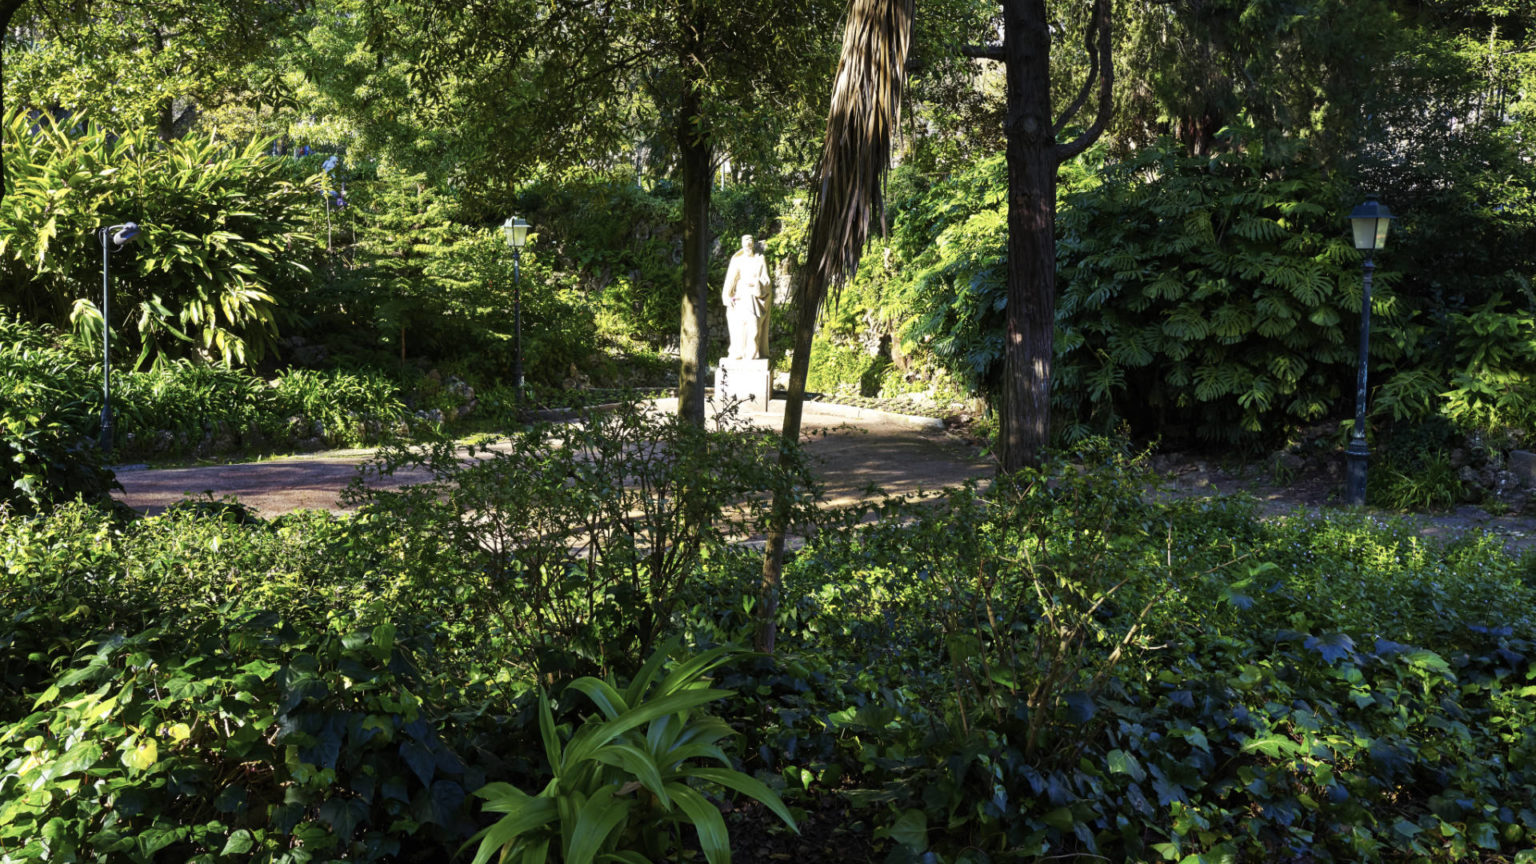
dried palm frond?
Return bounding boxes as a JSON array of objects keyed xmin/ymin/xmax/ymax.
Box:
[{"xmin": 802, "ymin": 0, "xmax": 914, "ymax": 315}]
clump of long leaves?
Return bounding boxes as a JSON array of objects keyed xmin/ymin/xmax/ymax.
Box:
[
  {"xmin": 0, "ymin": 107, "xmax": 317, "ymax": 367},
  {"xmin": 467, "ymin": 640, "xmax": 795, "ymax": 864}
]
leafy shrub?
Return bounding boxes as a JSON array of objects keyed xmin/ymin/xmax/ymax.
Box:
[
  {"xmin": 343, "ymin": 398, "xmax": 819, "ymax": 679},
  {"xmin": 1376, "ymin": 292, "xmax": 1536, "ymax": 437},
  {"xmin": 1052, "ymin": 139, "xmax": 1384, "ymax": 445},
  {"xmin": 0, "ymin": 316, "xmax": 116, "ymax": 512},
  {"xmin": 112, "ymin": 360, "xmax": 272, "ymax": 453},
  {"xmin": 739, "ymin": 461, "xmax": 1536, "ymax": 863},
  {"xmin": 273, "ymin": 368, "xmax": 407, "ymax": 448},
  {"xmin": 0, "ymin": 611, "xmax": 484, "ymax": 861},
  {"xmin": 0, "ymin": 108, "xmax": 319, "ymax": 367}
]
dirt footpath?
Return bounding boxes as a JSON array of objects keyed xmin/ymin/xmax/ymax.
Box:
[
  {"xmin": 112, "ymin": 402, "xmax": 995, "ymax": 518},
  {"xmin": 111, "ymin": 401, "xmax": 1536, "ymax": 555}
]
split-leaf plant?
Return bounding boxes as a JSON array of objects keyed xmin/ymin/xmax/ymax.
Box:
[{"xmin": 1053, "ymin": 137, "xmax": 1389, "ymax": 445}]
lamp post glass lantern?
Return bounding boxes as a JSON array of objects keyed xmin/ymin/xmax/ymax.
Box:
[
  {"xmin": 1345, "ymin": 197, "xmax": 1393, "ymax": 506},
  {"xmin": 99, "ymin": 222, "xmax": 140, "ymax": 452},
  {"xmin": 502, "ymin": 217, "xmax": 530, "ymax": 391}
]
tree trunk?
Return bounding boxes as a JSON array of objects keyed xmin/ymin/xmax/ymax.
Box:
[
  {"xmin": 676, "ymin": 84, "xmax": 712, "ymax": 427},
  {"xmin": 999, "ymin": 0, "xmax": 1057, "ymax": 472},
  {"xmin": 756, "ymin": 269, "xmax": 816, "ymax": 654}
]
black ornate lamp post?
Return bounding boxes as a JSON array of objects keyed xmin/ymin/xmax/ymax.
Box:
[
  {"xmin": 98, "ymin": 222, "xmax": 140, "ymax": 452},
  {"xmin": 1345, "ymin": 197, "xmax": 1394, "ymax": 506},
  {"xmin": 502, "ymin": 217, "xmax": 531, "ymax": 391}
]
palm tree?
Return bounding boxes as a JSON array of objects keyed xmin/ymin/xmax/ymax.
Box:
[
  {"xmin": 756, "ymin": 0, "xmax": 1114, "ymax": 651},
  {"xmin": 756, "ymin": 0, "xmax": 914, "ymax": 654}
]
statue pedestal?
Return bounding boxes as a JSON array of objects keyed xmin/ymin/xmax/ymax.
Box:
[{"xmin": 714, "ymin": 358, "xmax": 771, "ymax": 414}]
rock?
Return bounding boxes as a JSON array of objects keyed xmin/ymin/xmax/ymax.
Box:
[
  {"xmin": 1271, "ymin": 451, "xmax": 1305, "ymax": 477},
  {"xmin": 1459, "ymin": 465, "xmax": 1481, "ymax": 488},
  {"xmin": 1508, "ymin": 450, "xmax": 1536, "ymax": 487},
  {"xmin": 1450, "ymin": 448, "xmax": 1467, "ymax": 468},
  {"xmin": 241, "ymin": 423, "xmax": 268, "ymax": 451},
  {"xmin": 1479, "ymin": 465, "xmax": 1499, "ymax": 489}
]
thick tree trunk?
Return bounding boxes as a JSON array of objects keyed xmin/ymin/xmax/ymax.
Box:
[
  {"xmin": 999, "ymin": 0, "xmax": 1057, "ymax": 472},
  {"xmin": 676, "ymin": 85, "xmax": 712, "ymax": 427}
]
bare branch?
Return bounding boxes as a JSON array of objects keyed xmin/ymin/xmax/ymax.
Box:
[
  {"xmin": 1052, "ymin": 7, "xmax": 1101, "ymax": 136},
  {"xmin": 961, "ymin": 43, "xmax": 1005, "ymax": 61},
  {"xmin": 1055, "ymin": 0, "xmax": 1114, "ymax": 163}
]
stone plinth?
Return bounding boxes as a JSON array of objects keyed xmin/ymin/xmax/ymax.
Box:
[{"xmin": 714, "ymin": 358, "xmax": 771, "ymax": 414}]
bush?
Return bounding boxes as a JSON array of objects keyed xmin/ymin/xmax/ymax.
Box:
[
  {"xmin": 1052, "ymin": 138, "xmax": 1378, "ymax": 445},
  {"xmin": 734, "ymin": 460, "xmax": 1536, "ymax": 863},
  {"xmin": 272, "ymin": 368, "xmax": 407, "ymax": 449},
  {"xmin": 0, "ymin": 109, "xmax": 319, "ymax": 367},
  {"xmin": 342, "ymin": 398, "xmax": 821, "ymax": 680},
  {"xmin": 0, "ymin": 316, "xmax": 116, "ymax": 512},
  {"xmin": 0, "ymin": 610, "xmax": 486, "ymax": 862}
]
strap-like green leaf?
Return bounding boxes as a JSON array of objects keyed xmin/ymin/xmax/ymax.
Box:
[
  {"xmin": 566, "ymin": 786, "xmax": 633, "ymax": 864},
  {"xmin": 521, "ymin": 838, "xmax": 550, "ymax": 864},
  {"xmin": 570, "ymin": 677, "xmax": 631, "ymax": 722},
  {"xmin": 563, "ymin": 689, "xmax": 732, "ymax": 771},
  {"xmin": 666, "ymin": 783, "xmax": 732, "ymax": 864},
  {"xmin": 687, "ymin": 767, "xmax": 798, "ymax": 833},
  {"xmin": 463, "ymin": 797, "xmax": 557, "ymax": 864},
  {"xmin": 590, "ymin": 742, "xmax": 671, "ymax": 808},
  {"xmin": 654, "ymin": 645, "xmax": 735, "ymax": 697},
  {"xmin": 598, "ymin": 852, "xmax": 653, "ymax": 864},
  {"xmin": 539, "ymin": 689, "xmax": 562, "ymax": 774},
  {"xmin": 622, "ymin": 637, "xmax": 680, "ymax": 705},
  {"xmin": 475, "ymin": 782, "xmax": 536, "ymax": 813}
]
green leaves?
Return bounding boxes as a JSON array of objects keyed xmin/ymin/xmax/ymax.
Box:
[
  {"xmin": 1054, "ymin": 139, "xmax": 1374, "ymax": 443},
  {"xmin": 468, "ymin": 640, "xmax": 795, "ymax": 864},
  {"xmin": 0, "ymin": 108, "xmax": 318, "ymax": 368}
]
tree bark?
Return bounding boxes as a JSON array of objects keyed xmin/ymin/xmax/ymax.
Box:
[
  {"xmin": 755, "ymin": 269, "xmax": 816, "ymax": 654},
  {"xmin": 676, "ymin": 83, "xmax": 712, "ymax": 427},
  {"xmin": 999, "ymin": 0, "xmax": 1057, "ymax": 472}
]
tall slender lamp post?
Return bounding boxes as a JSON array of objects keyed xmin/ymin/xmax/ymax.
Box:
[
  {"xmin": 502, "ymin": 217, "xmax": 531, "ymax": 391},
  {"xmin": 1345, "ymin": 197, "xmax": 1394, "ymax": 506},
  {"xmin": 99, "ymin": 222, "xmax": 140, "ymax": 452}
]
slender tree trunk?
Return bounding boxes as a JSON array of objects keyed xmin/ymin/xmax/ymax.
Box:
[
  {"xmin": 756, "ymin": 269, "xmax": 816, "ymax": 654},
  {"xmin": 676, "ymin": 84, "xmax": 713, "ymax": 427},
  {"xmin": 999, "ymin": 0, "xmax": 1057, "ymax": 472}
]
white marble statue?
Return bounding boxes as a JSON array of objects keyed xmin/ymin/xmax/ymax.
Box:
[{"xmin": 721, "ymin": 234, "xmax": 772, "ymax": 360}]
